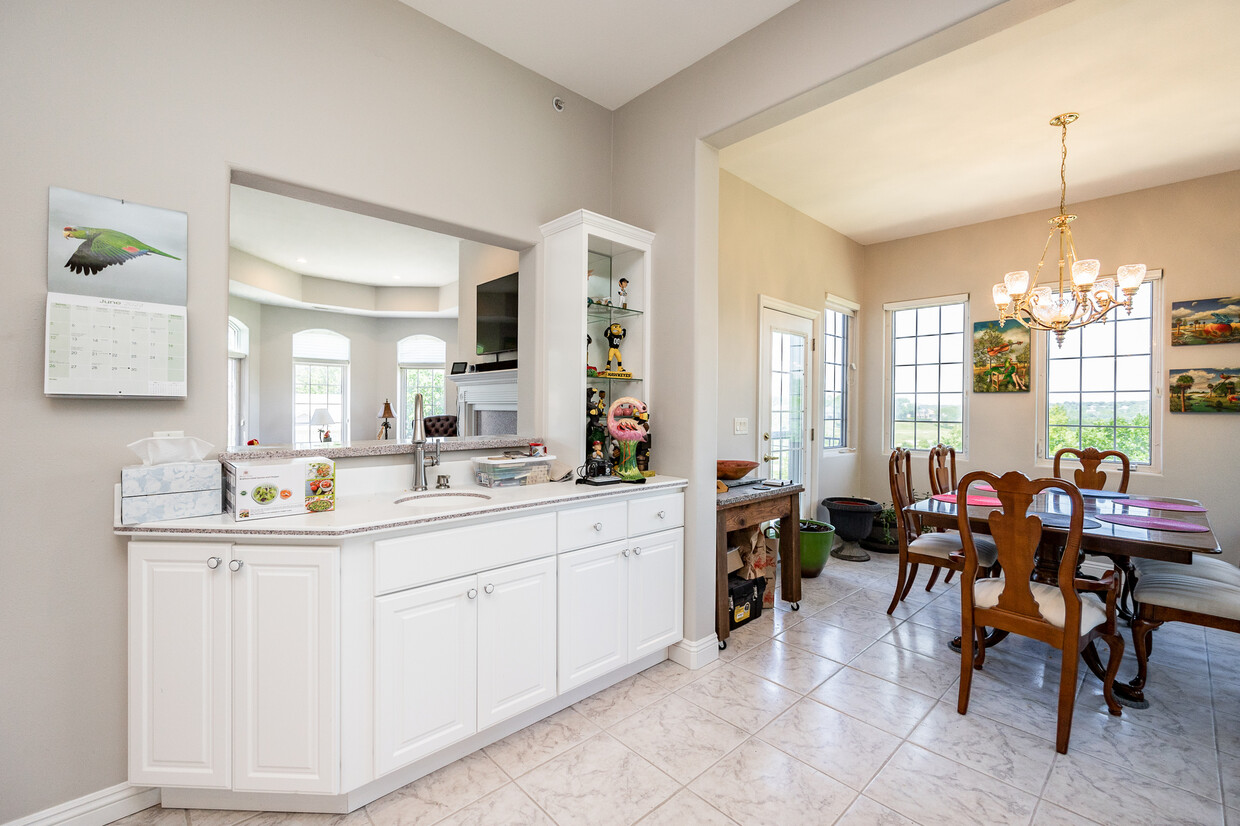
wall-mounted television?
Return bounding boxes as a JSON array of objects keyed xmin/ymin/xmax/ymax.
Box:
[{"xmin": 476, "ymin": 271, "xmax": 519, "ymax": 356}]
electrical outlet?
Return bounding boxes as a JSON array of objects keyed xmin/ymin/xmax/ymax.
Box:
[
  {"xmin": 733, "ymin": 418, "xmax": 749, "ymax": 435},
  {"xmin": 153, "ymin": 430, "xmax": 184, "ymax": 438}
]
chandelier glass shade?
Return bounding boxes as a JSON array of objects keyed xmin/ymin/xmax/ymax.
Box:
[{"xmin": 992, "ymin": 113, "xmax": 1145, "ymax": 346}]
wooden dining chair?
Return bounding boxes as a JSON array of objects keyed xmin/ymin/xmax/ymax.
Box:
[
  {"xmin": 955, "ymin": 470, "xmax": 1124, "ymax": 753},
  {"xmin": 925, "ymin": 443, "xmax": 959, "ymax": 589},
  {"xmin": 1052, "ymin": 447, "xmax": 1130, "ymax": 492},
  {"xmin": 886, "ymin": 448, "xmax": 996, "ymax": 614}
]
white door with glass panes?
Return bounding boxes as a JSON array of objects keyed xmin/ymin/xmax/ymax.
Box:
[{"xmin": 759, "ymin": 305, "xmax": 814, "ymax": 515}]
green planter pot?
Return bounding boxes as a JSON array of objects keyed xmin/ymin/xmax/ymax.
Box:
[{"xmin": 798, "ymin": 519, "xmax": 836, "ymax": 578}]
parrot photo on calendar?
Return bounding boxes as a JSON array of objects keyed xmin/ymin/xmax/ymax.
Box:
[{"xmin": 61, "ymin": 225, "xmax": 181, "ymax": 275}]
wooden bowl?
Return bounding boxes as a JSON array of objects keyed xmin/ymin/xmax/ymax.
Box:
[{"xmin": 716, "ymin": 460, "xmax": 759, "ymax": 480}]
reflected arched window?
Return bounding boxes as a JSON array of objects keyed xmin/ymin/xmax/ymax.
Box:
[
  {"xmin": 398, "ymin": 334, "xmax": 446, "ymax": 439},
  {"xmin": 292, "ymin": 329, "xmax": 350, "ymax": 444}
]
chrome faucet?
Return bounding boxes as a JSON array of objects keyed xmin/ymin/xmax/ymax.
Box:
[{"xmin": 409, "ymin": 393, "xmax": 440, "ymax": 491}]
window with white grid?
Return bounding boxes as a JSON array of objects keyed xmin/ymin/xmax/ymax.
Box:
[
  {"xmin": 888, "ymin": 297, "xmax": 967, "ymax": 451},
  {"xmin": 292, "ymin": 329, "xmax": 349, "ymax": 444},
  {"xmin": 822, "ymin": 307, "xmax": 851, "ymax": 449},
  {"xmin": 398, "ymin": 335, "xmax": 446, "ymax": 439}
]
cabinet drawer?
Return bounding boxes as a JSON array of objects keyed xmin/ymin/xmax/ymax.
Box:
[
  {"xmin": 628, "ymin": 493, "xmax": 684, "ymax": 537},
  {"xmin": 375, "ymin": 513, "xmax": 555, "ymax": 595},
  {"xmin": 557, "ymin": 502, "xmax": 627, "ymax": 551}
]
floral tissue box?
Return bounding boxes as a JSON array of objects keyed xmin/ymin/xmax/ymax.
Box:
[{"xmin": 121, "ymin": 461, "xmax": 223, "ymax": 525}]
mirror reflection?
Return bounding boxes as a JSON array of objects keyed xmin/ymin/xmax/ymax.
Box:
[{"xmin": 227, "ymin": 178, "xmax": 523, "ymax": 449}]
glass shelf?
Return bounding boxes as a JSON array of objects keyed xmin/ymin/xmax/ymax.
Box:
[{"xmin": 587, "ymin": 304, "xmax": 643, "ymax": 321}]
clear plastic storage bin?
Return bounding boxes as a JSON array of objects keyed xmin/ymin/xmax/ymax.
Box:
[{"xmin": 473, "ymin": 455, "xmax": 555, "ymax": 487}]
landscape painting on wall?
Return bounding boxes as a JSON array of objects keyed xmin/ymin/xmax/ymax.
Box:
[
  {"xmin": 1171, "ymin": 296, "xmax": 1240, "ymax": 346},
  {"xmin": 1169, "ymin": 367, "xmax": 1240, "ymax": 413},
  {"xmin": 972, "ymin": 320, "xmax": 1030, "ymax": 392}
]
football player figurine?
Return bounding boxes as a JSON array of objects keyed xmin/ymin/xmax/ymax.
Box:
[{"xmin": 604, "ymin": 322, "xmax": 626, "ymax": 373}]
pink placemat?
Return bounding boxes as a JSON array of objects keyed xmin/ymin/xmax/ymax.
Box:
[
  {"xmin": 976, "ymin": 483, "xmax": 996, "ymax": 492},
  {"xmin": 1121, "ymin": 498, "xmax": 1207, "ymax": 513},
  {"xmin": 1095, "ymin": 514, "xmax": 1210, "ymax": 532},
  {"xmin": 932, "ymin": 493, "xmax": 1003, "ymax": 507}
]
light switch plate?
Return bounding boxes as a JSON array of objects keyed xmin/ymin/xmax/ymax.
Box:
[
  {"xmin": 733, "ymin": 418, "xmax": 748, "ymax": 435},
  {"xmin": 153, "ymin": 430, "xmax": 184, "ymax": 438}
]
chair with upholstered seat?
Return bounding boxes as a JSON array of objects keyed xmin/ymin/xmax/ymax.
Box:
[
  {"xmin": 955, "ymin": 470, "xmax": 1124, "ymax": 753},
  {"xmin": 421, "ymin": 414, "xmax": 458, "ymax": 437},
  {"xmin": 1127, "ymin": 570, "xmax": 1240, "ymax": 704},
  {"xmin": 886, "ymin": 447, "xmax": 997, "ymax": 614},
  {"xmin": 1053, "ymin": 447, "xmax": 1130, "ymax": 492},
  {"xmin": 925, "ymin": 443, "xmax": 960, "ymax": 590}
]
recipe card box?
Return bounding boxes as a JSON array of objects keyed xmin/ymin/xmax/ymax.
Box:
[
  {"xmin": 224, "ymin": 456, "xmax": 335, "ymax": 521},
  {"xmin": 120, "ymin": 461, "xmax": 223, "ymax": 525}
]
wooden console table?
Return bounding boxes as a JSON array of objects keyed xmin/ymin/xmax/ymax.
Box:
[{"xmin": 716, "ymin": 483, "xmax": 803, "ymax": 647}]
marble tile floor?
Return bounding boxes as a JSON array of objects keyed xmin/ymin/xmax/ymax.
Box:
[{"xmin": 112, "ymin": 551, "xmax": 1240, "ymax": 826}]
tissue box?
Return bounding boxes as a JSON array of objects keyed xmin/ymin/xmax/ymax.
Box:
[
  {"xmin": 224, "ymin": 457, "xmax": 335, "ymax": 521},
  {"xmin": 120, "ymin": 461, "xmax": 223, "ymax": 525},
  {"xmin": 473, "ymin": 455, "xmax": 555, "ymax": 487}
]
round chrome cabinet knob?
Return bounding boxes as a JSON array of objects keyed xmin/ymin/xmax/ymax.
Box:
[
  {"xmin": 467, "ymin": 588, "xmax": 478, "ymax": 600},
  {"xmin": 207, "ymin": 557, "xmax": 222, "ymax": 569},
  {"xmin": 228, "ymin": 559, "xmax": 243, "ymax": 572},
  {"xmin": 484, "ymin": 583, "xmax": 495, "ymax": 594}
]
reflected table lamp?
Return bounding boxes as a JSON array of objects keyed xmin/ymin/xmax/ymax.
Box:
[
  {"xmin": 378, "ymin": 399, "xmax": 395, "ymax": 440},
  {"xmin": 311, "ymin": 408, "xmax": 336, "ymax": 442}
]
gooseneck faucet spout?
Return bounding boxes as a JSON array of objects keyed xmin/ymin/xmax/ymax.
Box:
[{"xmin": 410, "ymin": 393, "xmax": 439, "ymax": 491}]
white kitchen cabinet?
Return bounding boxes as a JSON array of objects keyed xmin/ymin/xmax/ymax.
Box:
[
  {"xmin": 627, "ymin": 529, "xmax": 684, "ymax": 661},
  {"xmin": 557, "ymin": 525, "xmax": 683, "ymax": 693},
  {"xmin": 557, "ymin": 539, "xmax": 629, "ymax": 691},
  {"xmin": 374, "ymin": 556, "xmax": 556, "ymax": 775},
  {"xmin": 128, "ymin": 542, "xmax": 339, "ymax": 793}
]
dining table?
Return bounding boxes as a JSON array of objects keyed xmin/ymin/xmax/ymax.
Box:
[{"xmin": 907, "ymin": 487, "xmax": 1221, "ymax": 707}]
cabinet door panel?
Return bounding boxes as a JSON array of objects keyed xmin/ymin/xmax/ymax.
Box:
[
  {"xmin": 477, "ymin": 557, "xmax": 557, "ymax": 729},
  {"xmin": 128, "ymin": 542, "xmax": 231, "ymax": 788},
  {"xmin": 232, "ymin": 546, "xmax": 339, "ymax": 793},
  {"xmin": 375, "ymin": 576, "xmax": 478, "ymax": 776},
  {"xmin": 628, "ymin": 529, "xmax": 684, "ymax": 661},
  {"xmin": 557, "ymin": 541, "xmax": 628, "ymax": 692}
]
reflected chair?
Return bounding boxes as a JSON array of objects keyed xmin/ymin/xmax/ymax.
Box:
[
  {"xmin": 421, "ymin": 414, "xmax": 458, "ymax": 437},
  {"xmin": 886, "ymin": 448, "xmax": 996, "ymax": 614},
  {"xmin": 1052, "ymin": 447, "xmax": 1130, "ymax": 492},
  {"xmin": 955, "ymin": 470, "xmax": 1124, "ymax": 753}
]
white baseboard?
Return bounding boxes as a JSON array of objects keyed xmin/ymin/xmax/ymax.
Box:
[
  {"xmin": 4, "ymin": 783, "xmax": 159, "ymax": 826},
  {"xmin": 668, "ymin": 633, "xmax": 720, "ymax": 669}
]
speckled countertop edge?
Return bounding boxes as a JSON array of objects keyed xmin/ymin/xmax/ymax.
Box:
[
  {"xmin": 716, "ymin": 482, "xmax": 805, "ymax": 507},
  {"xmin": 218, "ymin": 435, "xmax": 541, "ymax": 462},
  {"xmin": 117, "ymin": 476, "xmax": 688, "ymax": 539}
]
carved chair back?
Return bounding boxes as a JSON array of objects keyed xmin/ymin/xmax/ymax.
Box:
[{"xmin": 1052, "ymin": 447, "xmax": 1130, "ymax": 493}]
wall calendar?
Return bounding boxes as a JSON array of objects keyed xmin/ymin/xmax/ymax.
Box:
[{"xmin": 44, "ymin": 186, "xmax": 188, "ymax": 397}]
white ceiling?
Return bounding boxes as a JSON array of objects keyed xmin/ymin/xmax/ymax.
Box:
[
  {"xmin": 720, "ymin": 0, "xmax": 1240, "ymax": 244},
  {"xmin": 395, "ymin": 0, "xmax": 801, "ymax": 111},
  {"xmin": 229, "ymin": 184, "xmax": 462, "ymax": 287}
]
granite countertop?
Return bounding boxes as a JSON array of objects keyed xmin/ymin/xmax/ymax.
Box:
[
  {"xmin": 218, "ymin": 435, "xmax": 540, "ymax": 462},
  {"xmin": 716, "ymin": 481, "xmax": 805, "ymax": 508},
  {"xmin": 117, "ymin": 474, "xmax": 687, "ymax": 539}
]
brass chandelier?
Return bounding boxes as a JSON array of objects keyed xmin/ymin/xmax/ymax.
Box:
[{"xmin": 991, "ymin": 113, "xmax": 1145, "ymax": 346}]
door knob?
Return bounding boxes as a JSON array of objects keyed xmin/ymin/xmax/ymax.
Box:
[
  {"xmin": 622, "ymin": 549, "xmax": 630, "ymax": 557},
  {"xmin": 633, "ymin": 547, "xmax": 642, "ymax": 555},
  {"xmin": 763, "ymin": 454, "xmax": 775, "ymax": 462}
]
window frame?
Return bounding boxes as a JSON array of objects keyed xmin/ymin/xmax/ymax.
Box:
[
  {"xmin": 291, "ymin": 329, "xmax": 350, "ymax": 445},
  {"xmin": 1033, "ymin": 270, "xmax": 1164, "ymax": 475},
  {"xmin": 822, "ymin": 293, "xmax": 857, "ymax": 453},
  {"xmin": 884, "ymin": 293, "xmax": 970, "ymax": 458},
  {"xmin": 227, "ymin": 317, "xmax": 249, "ymax": 447},
  {"xmin": 397, "ymin": 334, "xmax": 448, "ymax": 441}
]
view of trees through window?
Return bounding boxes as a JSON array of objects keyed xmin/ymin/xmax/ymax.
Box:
[
  {"xmin": 1045, "ymin": 280, "xmax": 1154, "ymax": 464},
  {"xmin": 822, "ymin": 309, "xmax": 848, "ymax": 449},
  {"xmin": 891, "ymin": 302, "xmax": 966, "ymax": 451}
]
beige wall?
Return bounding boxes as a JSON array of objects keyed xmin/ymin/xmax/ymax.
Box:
[
  {"xmin": 857, "ymin": 170, "xmax": 1240, "ymax": 563},
  {"xmin": 1, "ymin": 0, "xmax": 612, "ymax": 818},
  {"xmin": 717, "ymin": 171, "xmax": 866, "ymax": 507}
]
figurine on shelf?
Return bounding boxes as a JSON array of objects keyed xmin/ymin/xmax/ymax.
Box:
[
  {"xmin": 606, "ymin": 396, "xmax": 647, "ymax": 483},
  {"xmin": 599, "ymin": 322, "xmax": 628, "ymax": 377},
  {"xmin": 617, "ymin": 277, "xmax": 629, "ymax": 309},
  {"xmin": 586, "ymin": 387, "xmax": 606, "ymax": 456},
  {"xmin": 634, "ymin": 408, "xmax": 651, "ymax": 474},
  {"xmin": 586, "ymin": 333, "xmax": 597, "ymax": 377},
  {"xmin": 591, "ymin": 440, "xmax": 605, "ymax": 462}
]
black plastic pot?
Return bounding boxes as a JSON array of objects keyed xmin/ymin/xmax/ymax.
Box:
[{"xmin": 821, "ymin": 497, "xmax": 882, "ymax": 542}]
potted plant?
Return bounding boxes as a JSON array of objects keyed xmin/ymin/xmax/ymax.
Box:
[
  {"xmin": 859, "ymin": 503, "xmax": 899, "ymax": 553},
  {"xmin": 797, "ymin": 519, "xmax": 836, "ymax": 577}
]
